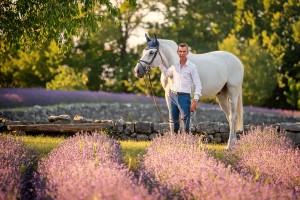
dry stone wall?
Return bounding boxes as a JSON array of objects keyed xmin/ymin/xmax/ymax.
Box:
[
  {"xmin": 1, "ymin": 103, "xmax": 299, "ymax": 146},
  {"xmin": 1, "ymin": 103, "xmax": 299, "ymax": 124}
]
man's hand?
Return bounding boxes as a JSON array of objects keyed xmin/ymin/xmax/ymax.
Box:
[{"xmin": 190, "ymin": 100, "xmax": 198, "ymax": 112}]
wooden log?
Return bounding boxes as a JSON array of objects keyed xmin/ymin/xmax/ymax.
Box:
[{"xmin": 7, "ymin": 123, "xmax": 111, "ymax": 133}]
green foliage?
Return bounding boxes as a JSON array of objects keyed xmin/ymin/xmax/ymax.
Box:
[
  {"xmin": 284, "ymin": 77, "xmax": 300, "ymax": 109},
  {"xmin": 46, "ymin": 65, "xmax": 88, "ymax": 90},
  {"xmin": 0, "ymin": 0, "xmax": 136, "ymax": 52},
  {"xmin": 233, "ymin": 0, "xmax": 299, "ymax": 109},
  {"xmin": 0, "ymin": 0, "xmax": 298, "ymax": 110},
  {"xmin": 149, "ymin": 0, "xmax": 235, "ymax": 53},
  {"xmin": 0, "ymin": 40, "xmax": 64, "ymax": 87},
  {"xmin": 219, "ymin": 34, "xmax": 277, "ymax": 106}
]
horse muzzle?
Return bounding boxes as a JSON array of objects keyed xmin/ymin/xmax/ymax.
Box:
[{"xmin": 134, "ymin": 63, "xmax": 145, "ymax": 78}]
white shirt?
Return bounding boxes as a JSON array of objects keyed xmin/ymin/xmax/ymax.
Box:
[{"xmin": 159, "ymin": 60, "xmax": 202, "ymax": 100}]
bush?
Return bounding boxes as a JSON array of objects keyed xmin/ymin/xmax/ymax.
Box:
[
  {"xmin": 36, "ymin": 132, "xmax": 158, "ymax": 199},
  {"xmin": 225, "ymin": 126, "xmax": 300, "ymax": 192},
  {"xmin": 140, "ymin": 133, "xmax": 296, "ymax": 199},
  {"xmin": 0, "ymin": 135, "xmax": 40, "ymax": 199}
]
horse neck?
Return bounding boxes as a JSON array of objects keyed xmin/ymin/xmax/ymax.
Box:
[{"xmin": 159, "ymin": 42, "xmax": 178, "ymax": 68}]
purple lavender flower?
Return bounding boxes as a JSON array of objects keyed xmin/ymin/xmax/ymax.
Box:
[
  {"xmin": 0, "ymin": 135, "xmax": 40, "ymax": 199},
  {"xmin": 226, "ymin": 126, "xmax": 300, "ymax": 192},
  {"xmin": 140, "ymin": 132, "xmax": 297, "ymax": 199},
  {"xmin": 37, "ymin": 131, "xmax": 158, "ymax": 199}
]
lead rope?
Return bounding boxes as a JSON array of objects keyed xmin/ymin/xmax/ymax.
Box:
[{"xmin": 144, "ymin": 73, "xmax": 173, "ymax": 123}]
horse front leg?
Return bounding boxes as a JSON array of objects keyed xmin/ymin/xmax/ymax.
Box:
[
  {"xmin": 226, "ymin": 95, "xmax": 238, "ymax": 150},
  {"xmin": 165, "ymin": 92, "xmax": 174, "ymax": 134}
]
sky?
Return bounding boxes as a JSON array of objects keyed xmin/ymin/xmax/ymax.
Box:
[{"xmin": 127, "ymin": 11, "xmax": 165, "ymax": 48}]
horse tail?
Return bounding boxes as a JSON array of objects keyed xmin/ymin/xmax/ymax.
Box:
[{"xmin": 235, "ymin": 87, "xmax": 244, "ymax": 131}]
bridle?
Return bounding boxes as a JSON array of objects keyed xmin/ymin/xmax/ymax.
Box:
[
  {"xmin": 137, "ymin": 46, "xmax": 193, "ymax": 124},
  {"xmin": 137, "ymin": 47, "xmax": 162, "ymax": 74}
]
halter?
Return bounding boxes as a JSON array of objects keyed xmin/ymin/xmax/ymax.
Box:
[{"xmin": 137, "ymin": 47, "xmax": 162, "ymax": 74}]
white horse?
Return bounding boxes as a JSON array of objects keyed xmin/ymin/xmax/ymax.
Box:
[{"xmin": 134, "ymin": 34, "xmax": 244, "ymax": 150}]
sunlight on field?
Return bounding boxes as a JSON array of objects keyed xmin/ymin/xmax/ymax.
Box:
[
  {"xmin": 120, "ymin": 140, "xmax": 150, "ymax": 171},
  {"xmin": 206, "ymin": 143, "xmax": 227, "ymax": 160},
  {"xmin": 20, "ymin": 135, "xmax": 66, "ymax": 156},
  {"xmin": 15, "ymin": 135, "xmax": 226, "ymax": 171}
]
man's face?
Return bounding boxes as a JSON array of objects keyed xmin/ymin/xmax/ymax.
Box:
[{"xmin": 177, "ymin": 46, "xmax": 188, "ymax": 60}]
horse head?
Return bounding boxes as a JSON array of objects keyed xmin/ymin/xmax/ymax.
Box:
[{"xmin": 134, "ymin": 33, "xmax": 161, "ymax": 78}]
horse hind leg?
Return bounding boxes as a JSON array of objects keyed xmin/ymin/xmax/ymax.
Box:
[
  {"xmin": 216, "ymin": 86, "xmax": 231, "ymax": 123},
  {"xmin": 216, "ymin": 85, "xmax": 238, "ymax": 150},
  {"xmin": 226, "ymin": 86, "xmax": 241, "ymax": 150}
]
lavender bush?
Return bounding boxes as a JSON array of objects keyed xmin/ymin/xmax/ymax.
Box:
[
  {"xmin": 0, "ymin": 88, "xmax": 163, "ymax": 108},
  {"xmin": 37, "ymin": 131, "xmax": 158, "ymax": 199},
  {"xmin": 0, "ymin": 135, "xmax": 40, "ymax": 200},
  {"xmin": 140, "ymin": 133, "xmax": 296, "ymax": 199},
  {"xmin": 226, "ymin": 127, "xmax": 300, "ymax": 191}
]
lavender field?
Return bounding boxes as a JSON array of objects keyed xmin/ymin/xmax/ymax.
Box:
[
  {"xmin": 1, "ymin": 88, "xmax": 299, "ymax": 117},
  {"xmin": 0, "ymin": 88, "xmax": 165, "ymax": 109},
  {"xmin": 1, "ymin": 128, "xmax": 299, "ymax": 199}
]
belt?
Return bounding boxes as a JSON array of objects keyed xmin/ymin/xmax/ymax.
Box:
[{"xmin": 171, "ymin": 91, "xmax": 190, "ymax": 95}]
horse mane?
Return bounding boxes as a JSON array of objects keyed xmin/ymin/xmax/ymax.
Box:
[{"xmin": 158, "ymin": 39, "xmax": 178, "ymax": 50}]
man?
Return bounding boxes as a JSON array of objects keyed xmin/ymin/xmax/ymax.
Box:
[{"xmin": 159, "ymin": 43, "xmax": 202, "ymax": 134}]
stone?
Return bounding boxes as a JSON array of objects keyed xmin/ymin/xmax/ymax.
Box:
[
  {"xmin": 130, "ymin": 133, "xmax": 137, "ymax": 138},
  {"xmin": 53, "ymin": 119, "xmax": 71, "ymax": 124},
  {"xmin": 219, "ymin": 123, "xmax": 229, "ymax": 132},
  {"xmin": 48, "ymin": 115, "xmax": 71, "ymax": 123},
  {"xmin": 136, "ymin": 134, "xmax": 149, "ymax": 141},
  {"xmin": 280, "ymin": 123, "xmax": 300, "ymax": 132},
  {"xmin": 124, "ymin": 122, "xmax": 134, "ymax": 135},
  {"xmin": 285, "ymin": 131, "xmax": 296, "ymax": 142},
  {"xmin": 294, "ymin": 133, "xmax": 300, "ymax": 145},
  {"xmin": 159, "ymin": 123, "xmax": 170, "ymax": 134},
  {"xmin": 149, "ymin": 133, "xmax": 159, "ymax": 140},
  {"xmin": 212, "ymin": 122, "xmax": 220, "ymax": 132},
  {"xmin": 215, "ymin": 133, "xmax": 222, "ymax": 138},
  {"xmin": 135, "ymin": 121, "xmax": 153, "ymax": 135},
  {"xmin": 215, "ymin": 137, "xmax": 222, "ymax": 143},
  {"xmin": 221, "ymin": 132, "xmax": 229, "ymax": 141}
]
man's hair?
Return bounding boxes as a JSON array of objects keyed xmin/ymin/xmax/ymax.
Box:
[{"xmin": 178, "ymin": 43, "xmax": 189, "ymax": 51}]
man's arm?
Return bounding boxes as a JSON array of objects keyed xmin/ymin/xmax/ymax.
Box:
[
  {"xmin": 159, "ymin": 64, "xmax": 173, "ymax": 77},
  {"xmin": 190, "ymin": 66, "xmax": 202, "ymax": 112}
]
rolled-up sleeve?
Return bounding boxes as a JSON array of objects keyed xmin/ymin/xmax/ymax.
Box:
[{"xmin": 191, "ymin": 66, "xmax": 202, "ymax": 100}]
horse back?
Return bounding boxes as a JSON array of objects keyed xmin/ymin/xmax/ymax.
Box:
[{"xmin": 188, "ymin": 51, "xmax": 244, "ymax": 97}]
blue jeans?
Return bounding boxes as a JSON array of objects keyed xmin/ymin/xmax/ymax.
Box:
[{"xmin": 170, "ymin": 92, "xmax": 191, "ymax": 133}]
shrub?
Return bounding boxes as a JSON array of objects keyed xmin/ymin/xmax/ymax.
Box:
[
  {"xmin": 140, "ymin": 132, "xmax": 296, "ymax": 199},
  {"xmin": 0, "ymin": 135, "xmax": 40, "ymax": 199},
  {"xmin": 226, "ymin": 126, "xmax": 300, "ymax": 192},
  {"xmin": 36, "ymin": 132, "xmax": 157, "ymax": 199}
]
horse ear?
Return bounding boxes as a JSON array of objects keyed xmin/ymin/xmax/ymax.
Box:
[
  {"xmin": 145, "ymin": 33, "xmax": 151, "ymax": 42},
  {"xmin": 153, "ymin": 34, "xmax": 159, "ymax": 46}
]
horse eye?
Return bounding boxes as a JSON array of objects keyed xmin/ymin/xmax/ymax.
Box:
[{"xmin": 149, "ymin": 51, "xmax": 154, "ymax": 55}]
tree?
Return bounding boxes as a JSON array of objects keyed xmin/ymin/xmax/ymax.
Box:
[
  {"xmin": 233, "ymin": 0, "xmax": 300, "ymax": 109},
  {"xmin": 148, "ymin": 0, "xmax": 235, "ymax": 53},
  {"xmin": 62, "ymin": 0, "xmax": 155, "ymax": 92},
  {"xmin": 0, "ymin": 0, "xmax": 136, "ymax": 52},
  {"xmin": 0, "ymin": 40, "xmax": 64, "ymax": 87},
  {"xmin": 46, "ymin": 65, "xmax": 88, "ymax": 90}
]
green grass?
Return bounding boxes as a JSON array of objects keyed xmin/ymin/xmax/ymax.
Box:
[
  {"xmin": 15, "ymin": 135, "xmax": 226, "ymax": 171},
  {"xmin": 20, "ymin": 135, "xmax": 67, "ymax": 156},
  {"xmin": 120, "ymin": 140, "xmax": 150, "ymax": 171}
]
